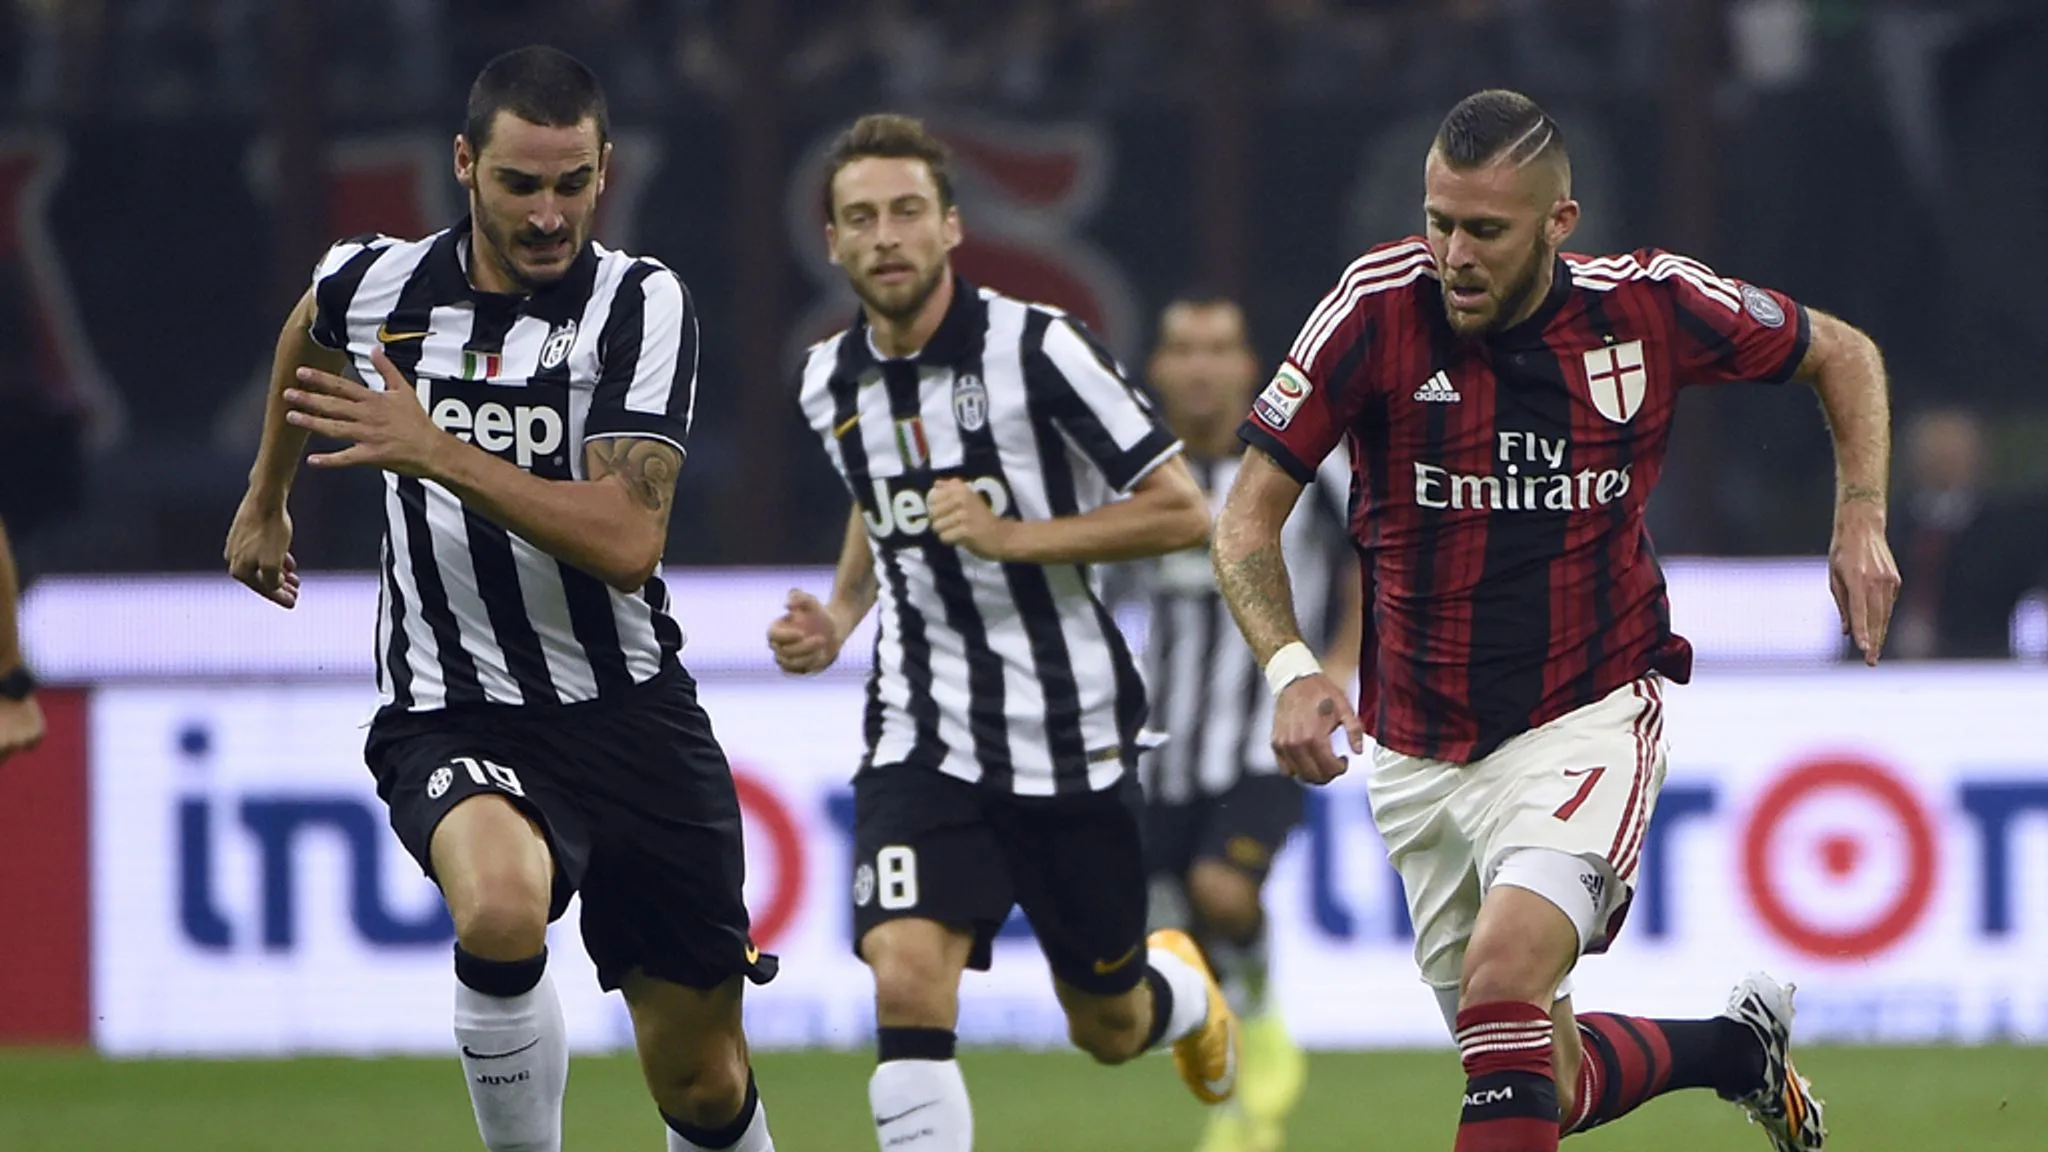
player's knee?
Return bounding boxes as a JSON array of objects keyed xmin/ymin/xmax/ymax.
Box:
[
  {"xmin": 864, "ymin": 939, "xmax": 958, "ymax": 1027},
  {"xmin": 645, "ymin": 1038, "xmax": 749, "ymax": 1128},
  {"xmin": 448, "ymin": 878, "xmax": 549, "ymax": 959},
  {"xmin": 1186, "ymin": 861, "xmax": 1262, "ymax": 941},
  {"xmin": 1458, "ymin": 935, "xmax": 1557, "ymax": 1008},
  {"xmin": 1066, "ymin": 995, "xmax": 1146, "ymax": 1065}
]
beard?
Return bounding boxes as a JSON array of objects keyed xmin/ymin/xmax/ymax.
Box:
[
  {"xmin": 472, "ymin": 192, "xmax": 579, "ymax": 292},
  {"xmin": 852, "ymin": 258, "xmax": 947, "ymax": 325},
  {"xmin": 1445, "ymin": 239, "xmax": 1552, "ymax": 337}
]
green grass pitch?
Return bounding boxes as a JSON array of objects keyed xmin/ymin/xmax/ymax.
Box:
[{"xmin": 3, "ymin": 1045, "xmax": 2043, "ymax": 1150}]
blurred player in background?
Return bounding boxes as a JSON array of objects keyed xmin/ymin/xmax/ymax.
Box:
[
  {"xmin": 769, "ymin": 113, "xmax": 1236, "ymax": 1152},
  {"xmin": 0, "ymin": 516, "xmax": 44, "ymax": 766},
  {"xmin": 1123, "ymin": 295, "xmax": 1359, "ymax": 1152},
  {"xmin": 1215, "ymin": 89, "xmax": 1899, "ymax": 1152},
  {"xmin": 223, "ymin": 46, "xmax": 776, "ymax": 1152}
]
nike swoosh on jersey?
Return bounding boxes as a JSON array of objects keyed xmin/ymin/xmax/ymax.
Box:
[
  {"xmin": 460, "ymin": 1037, "xmax": 542, "ymax": 1061},
  {"xmin": 377, "ymin": 324, "xmax": 430, "ymax": 343},
  {"xmin": 875, "ymin": 1100, "xmax": 939, "ymax": 1127}
]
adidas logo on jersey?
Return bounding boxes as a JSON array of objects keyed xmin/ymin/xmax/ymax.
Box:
[{"xmin": 1413, "ymin": 371, "xmax": 1461, "ymax": 402}]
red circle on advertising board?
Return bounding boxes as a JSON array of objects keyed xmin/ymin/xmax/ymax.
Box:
[
  {"xmin": 1742, "ymin": 756, "xmax": 1936, "ymax": 959},
  {"xmin": 733, "ymin": 767, "xmax": 805, "ymax": 950}
]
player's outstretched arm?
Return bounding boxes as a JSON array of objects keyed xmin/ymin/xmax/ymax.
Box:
[
  {"xmin": 224, "ymin": 287, "xmax": 349, "ymax": 608},
  {"xmin": 929, "ymin": 454, "xmax": 1210, "ymax": 564},
  {"xmin": 0, "ymin": 516, "xmax": 45, "ymax": 767},
  {"xmin": 769, "ymin": 507, "xmax": 876, "ymax": 675},
  {"xmin": 1214, "ymin": 448, "xmax": 1363, "ymax": 785},
  {"xmin": 1794, "ymin": 308, "xmax": 1902, "ymax": 665}
]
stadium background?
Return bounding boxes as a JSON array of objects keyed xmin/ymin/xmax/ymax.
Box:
[{"xmin": 2, "ymin": 2, "xmax": 2046, "ymax": 1149}]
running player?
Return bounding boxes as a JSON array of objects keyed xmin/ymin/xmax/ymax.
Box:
[
  {"xmin": 224, "ymin": 46, "xmax": 776, "ymax": 1152},
  {"xmin": 769, "ymin": 113, "xmax": 1237, "ymax": 1152},
  {"xmin": 1214, "ymin": 89, "xmax": 1898, "ymax": 1152}
]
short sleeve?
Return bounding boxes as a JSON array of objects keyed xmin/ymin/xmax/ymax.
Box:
[
  {"xmin": 1241, "ymin": 246, "xmax": 1414, "ymax": 484},
  {"xmin": 1644, "ymin": 249, "xmax": 1811, "ymax": 387},
  {"xmin": 306, "ymin": 234, "xmax": 394, "ymax": 351},
  {"xmin": 1030, "ymin": 314, "xmax": 1181, "ymax": 494},
  {"xmin": 586, "ymin": 262, "xmax": 697, "ymax": 456}
]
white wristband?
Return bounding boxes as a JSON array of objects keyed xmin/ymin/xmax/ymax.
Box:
[{"xmin": 1263, "ymin": 642, "xmax": 1323, "ymax": 698}]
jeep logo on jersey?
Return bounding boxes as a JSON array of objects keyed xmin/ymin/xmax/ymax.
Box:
[
  {"xmin": 1582, "ymin": 339, "xmax": 1648, "ymax": 424},
  {"xmin": 862, "ymin": 475, "xmax": 1013, "ymax": 542},
  {"xmin": 540, "ymin": 319, "xmax": 577, "ymax": 370},
  {"xmin": 428, "ymin": 388, "xmax": 566, "ymax": 470}
]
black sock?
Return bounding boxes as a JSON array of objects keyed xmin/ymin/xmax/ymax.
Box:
[
  {"xmin": 877, "ymin": 1025, "xmax": 957, "ymax": 1063},
  {"xmin": 1140, "ymin": 966, "xmax": 1175, "ymax": 1050},
  {"xmin": 453, "ymin": 944, "xmax": 547, "ymax": 997}
]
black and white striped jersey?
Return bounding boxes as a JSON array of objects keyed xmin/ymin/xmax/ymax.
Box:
[
  {"xmin": 798, "ymin": 279, "xmax": 1182, "ymax": 797},
  {"xmin": 307, "ymin": 221, "xmax": 697, "ymax": 711},
  {"xmin": 1134, "ymin": 447, "xmax": 1353, "ymax": 803}
]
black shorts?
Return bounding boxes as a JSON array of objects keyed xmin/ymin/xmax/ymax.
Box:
[
  {"xmin": 364, "ymin": 665, "xmax": 775, "ymax": 992},
  {"xmin": 1144, "ymin": 773, "xmax": 1306, "ymax": 882},
  {"xmin": 851, "ymin": 765, "xmax": 1150, "ymax": 996}
]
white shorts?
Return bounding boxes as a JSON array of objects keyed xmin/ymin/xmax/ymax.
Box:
[{"xmin": 1367, "ymin": 676, "xmax": 1668, "ymax": 990}]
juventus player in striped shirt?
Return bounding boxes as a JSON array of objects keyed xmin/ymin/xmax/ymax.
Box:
[
  {"xmin": 768, "ymin": 115, "xmax": 1238, "ymax": 1152},
  {"xmin": 1216, "ymin": 91, "xmax": 1900, "ymax": 1152},
  {"xmin": 1123, "ymin": 295, "xmax": 1358, "ymax": 1152},
  {"xmin": 223, "ymin": 48, "xmax": 775, "ymax": 1152}
]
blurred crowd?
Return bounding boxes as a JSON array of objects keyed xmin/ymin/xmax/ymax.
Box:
[
  {"xmin": 0, "ymin": 0, "xmax": 1857, "ymax": 119},
  {"xmin": 1, "ymin": 0, "xmax": 2043, "ymax": 660}
]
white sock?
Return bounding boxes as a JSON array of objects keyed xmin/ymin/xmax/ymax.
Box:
[
  {"xmin": 1146, "ymin": 948, "xmax": 1212, "ymax": 1046},
  {"xmin": 869, "ymin": 1058, "xmax": 972, "ymax": 1151},
  {"xmin": 454, "ymin": 971, "xmax": 567, "ymax": 1152},
  {"xmin": 666, "ymin": 1088, "xmax": 774, "ymax": 1151}
]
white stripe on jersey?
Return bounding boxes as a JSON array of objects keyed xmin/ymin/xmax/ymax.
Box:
[
  {"xmin": 313, "ymin": 227, "xmax": 695, "ymax": 710},
  {"xmin": 1292, "ymin": 244, "xmax": 1437, "ymax": 371},
  {"xmin": 798, "ymin": 285, "xmax": 1175, "ymax": 796},
  {"xmin": 1139, "ymin": 447, "xmax": 1353, "ymax": 803}
]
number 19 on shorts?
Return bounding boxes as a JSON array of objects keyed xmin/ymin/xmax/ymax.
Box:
[{"xmin": 854, "ymin": 845, "xmax": 919, "ymax": 910}]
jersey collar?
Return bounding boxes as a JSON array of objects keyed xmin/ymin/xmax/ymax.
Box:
[{"xmin": 434, "ymin": 217, "xmax": 600, "ymax": 322}]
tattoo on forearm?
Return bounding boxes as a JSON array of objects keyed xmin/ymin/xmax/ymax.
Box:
[
  {"xmin": 588, "ymin": 439, "xmax": 680, "ymax": 515},
  {"xmin": 1216, "ymin": 541, "xmax": 1303, "ymax": 659},
  {"xmin": 1840, "ymin": 484, "xmax": 1885, "ymax": 506}
]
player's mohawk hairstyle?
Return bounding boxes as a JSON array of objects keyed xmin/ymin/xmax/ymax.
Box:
[
  {"xmin": 1434, "ymin": 89, "xmax": 1566, "ymax": 172},
  {"xmin": 821, "ymin": 113, "xmax": 957, "ymax": 222}
]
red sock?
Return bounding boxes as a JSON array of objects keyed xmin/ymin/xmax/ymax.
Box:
[
  {"xmin": 1454, "ymin": 1002, "xmax": 1559, "ymax": 1152},
  {"xmin": 1566, "ymin": 1014, "xmax": 1761, "ymax": 1134}
]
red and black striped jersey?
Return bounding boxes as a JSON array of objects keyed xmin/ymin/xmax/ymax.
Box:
[{"xmin": 1242, "ymin": 238, "xmax": 1810, "ymax": 763}]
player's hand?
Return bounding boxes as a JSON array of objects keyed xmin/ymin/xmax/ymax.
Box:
[
  {"xmin": 929, "ymin": 478, "xmax": 1015, "ymax": 560},
  {"xmin": 0, "ymin": 695, "xmax": 45, "ymax": 767},
  {"xmin": 1829, "ymin": 501, "xmax": 1901, "ymax": 665},
  {"xmin": 769, "ymin": 589, "xmax": 847, "ymax": 675},
  {"xmin": 224, "ymin": 492, "xmax": 301, "ymax": 608},
  {"xmin": 285, "ymin": 345, "xmax": 449, "ymax": 478},
  {"xmin": 1272, "ymin": 671, "xmax": 1365, "ymax": 786}
]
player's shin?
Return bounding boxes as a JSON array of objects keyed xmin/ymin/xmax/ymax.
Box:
[
  {"xmin": 869, "ymin": 1027, "xmax": 972, "ymax": 1152},
  {"xmin": 664, "ymin": 1071, "xmax": 774, "ymax": 1152},
  {"xmin": 1562, "ymin": 1013, "xmax": 1765, "ymax": 1134},
  {"xmin": 1455, "ymin": 1002, "xmax": 1560, "ymax": 1152},
  {"xmin": 453, "ymin": 945, "xmax": 568, "ymax": 1152},
  {"xmin": 1200, "ymin": 917, "xmax": 1268, "ymax": 1019}
]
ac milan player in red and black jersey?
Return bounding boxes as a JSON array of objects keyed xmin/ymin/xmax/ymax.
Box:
[{"xmin": 1214, "ymin": 91, "xmax": 1898, "ymax": 1152}]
